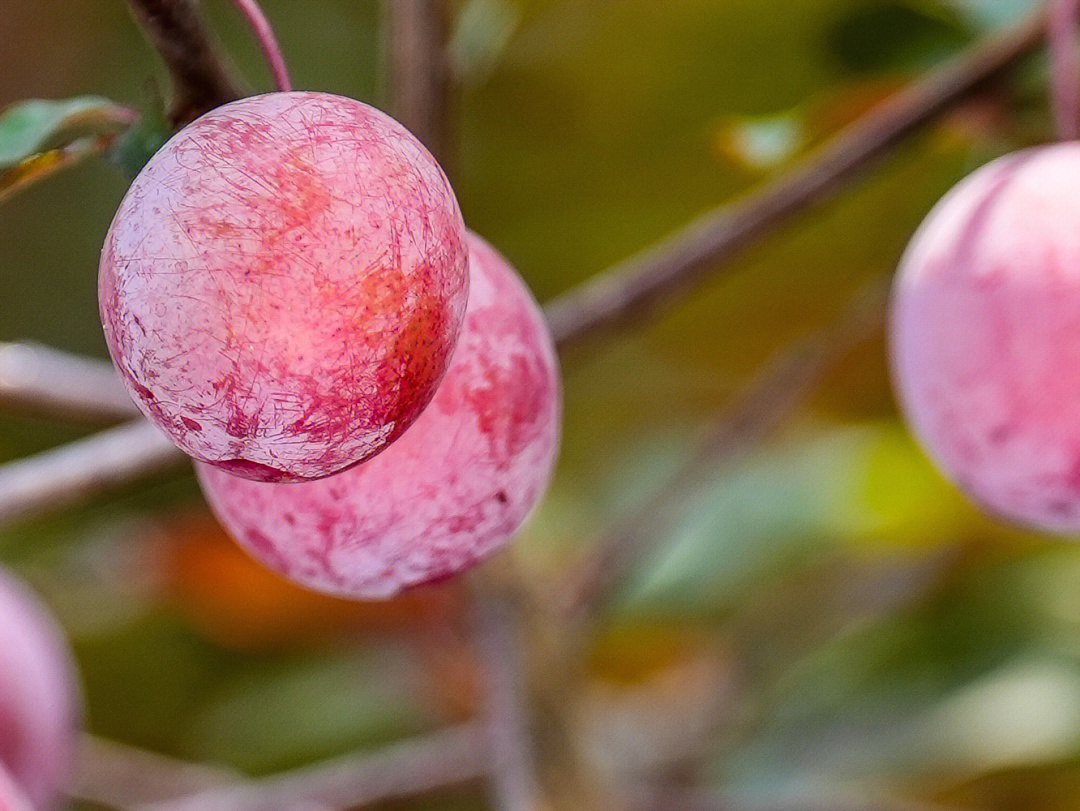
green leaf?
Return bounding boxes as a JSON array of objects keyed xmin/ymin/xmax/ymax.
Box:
[
  {"xmin": 450, "ymin": 0, "xmax": 521, "ymax": 83},
  {"xmin": 827, "ymin": 2, "xmax": 972, "ymax": 75},
  {"xmin": 111, "ymin": 113, "xmax": 171, "ymax": 177},
  {"xmin": 0, "ymin": 97, "xmax": 133, "ymax": 171},
  {"xmin": 614, "ymin": 422, "xmax": 982, "ymax": 618}
]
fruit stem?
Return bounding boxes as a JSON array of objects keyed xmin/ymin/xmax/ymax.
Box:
[
  {"xmin": 228, "ymin": 0, "xmax": 293, "ymax": 92},
  {"xmin": 1050, "ymin": 0, "xmax": 1080, "ymax": 140}
]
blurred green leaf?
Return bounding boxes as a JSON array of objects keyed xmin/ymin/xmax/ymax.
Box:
[
  {"xmin": 0, "ymin": 97, "xmax": 132, "ymax": 170},
  {"xmin": 616, "ymin": 422, "xmax": 979, "ymax": 617},
  {"xmin": 712, "ymin": 550, "xmax": 1051, "ymax": 799},
  {"xmin": 183, "ymin": 645, "xmax": 446, "ymax": 773},
  {"xmin": 111, "ymin": 110, "xmax": 170, "ymax": 177},
  {"xmin": 716, "ymin": 110, "xmax": 806, "ymax": 170},
  {"xmin": 450, "ymin": 0, "xmax": 521, "ymax": 83},
  {"xmin": 827, "ymin": 2, "xmax": 971, "ymax": 75}
]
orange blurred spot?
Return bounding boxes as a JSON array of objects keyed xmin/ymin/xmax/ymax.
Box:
[{"xmin": 152, "ymin": 510, "xmax": 467, "ymax": 651}]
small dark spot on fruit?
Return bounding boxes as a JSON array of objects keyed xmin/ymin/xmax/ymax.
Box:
[
  {"xmin": 495, "ymin": 490, "xmax": 508, "ymax": 504},
  {"xmin": 181, "ymin": 416, "xmax": 202, "ymax": 431},
  {"xmin": 215, "ymin": 458, "xmax": 285, "ymax": 482}
]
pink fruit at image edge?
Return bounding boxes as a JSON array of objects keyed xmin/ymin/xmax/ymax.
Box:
[
  {"xmin": 99, "ymin": 91, "xmax": 469, "ymax": 483},
  {"xmin": 197, "ymin": 231, "xmax": 562, "ymax": 599},
  {"xmin": 0, "ymin": 570, "xmax": 82, "ymax": 810},
  {"xmin": 890, "ymin": 142, "xmax": 1080, "ymax": 533}
]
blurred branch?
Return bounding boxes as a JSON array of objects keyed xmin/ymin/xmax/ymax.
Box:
[
  {"xmin": 1049, "ymin": 0, "xmax": 1080, "ymax": 139},
  {"xmin": 125, "ymin": 0, "xmax": 244, "ymax": 127},
  {"xmin": 0, "ymin": 420, "xmax": 185, "ymax": 528},
  {"xmin": 474, "ymin": 593, "xmax": 543, "ymax": 811},
  {"xmin": 562, "ymin": 278, "xmax": 889, "ymax": 619},
  {"xmin": 623, "ymin": 786, "xmax": 964, "ymax": 811},
  {"xmin": 0, "ymin": 343, "xmax": 137, "ymax": 422},
  {"xmin": 383, "ymin": 0, "xmax": 454, "ymax": 172},
  {"xmin": 73, "ymin": 735, "xmax": 236, "ymax": 810},
  {"xmin": 145, "ymin": 723, "xmax": 486, "ymax": 811},
  {"xmin": 544, "ymin": 6, "xmax": 1046, "ymax": 347}
]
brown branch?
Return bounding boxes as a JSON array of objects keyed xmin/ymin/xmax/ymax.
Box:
[
  {"xmin": 474, "ymin": 593, "xmax": 543, "ymax": 811},
  {"xmin": 144, "ymin": 724, "xmax": 486, "ymax": 811},
  {"xmin": 544, "ymin": 6, "xmax": 1046, "ymax": 347},
  {"xmin": 562, "ymin": 278, "xmax": 889, "ymax": 619},
  {"xmin": 383, "ymin": 0, "xmax": 455, "ymax": 173},
  {"xmin": 0, "ymin": 420, "xmax": 186, "ymax": 528},
  {"xmin": 126, "ymin": 0, "xmax": 244, "ymax": 127},
  {"xmin": 0, "ymin": 343, "xmax": 137, "ymax": 423}
]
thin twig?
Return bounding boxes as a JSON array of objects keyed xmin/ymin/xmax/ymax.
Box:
[
  {"xmin": 474, "ymin": 594, "xmax": 543, "ymax": 811},
  {"xmin": 0, "ymin": 343, "xmax": 137, "ymax": 422},
  {"xmin": 126, "ymin": 0, "xmax": 244, "ymax": 126},
  {"xmin": 0, "ymin": 420, "xmax": 185, "ymax": 528},
  {"xmin": 72, "ymin": 735, "xmax": 237, "ymax": 810},
  {"xmin": 228, "ymin": 0, "xmax": 293, "ymax": 92},
  {"xmin": 144, "ymin": 724, "xmax": 486, "ymax": 811},
  {"xmin": 562, "ymin": 278, "xmax": 889, "ymax": 619},
  {"xmin": 383, "ymin": 0, "xmax": 454, "ymax": 171},
  {"xmin": 543, "ymin": 7, "xmax": 1046, "ymax": 347},
  {"xmin": 1050, "ymin": 0, "xmax": 1080, "ymax": 139}
]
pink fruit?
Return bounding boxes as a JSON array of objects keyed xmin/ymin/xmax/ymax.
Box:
[
  {"xmin": 100, "ymin": 91, "xmax": 469, "ymax": 482},
  {"xmin": 0, "ymin": 570, "xmax": 81, "ymax": 810},
  {"xmin": 890, "ymin": 143, "xmax": 1080, "ymax": 532},
  {"xmin": 0, "ymin": 765, "xmax": 34, "ymax": 811},
  {"xmin": 197, "ymin": 232, "xmax": 561, "ymax": 598}
]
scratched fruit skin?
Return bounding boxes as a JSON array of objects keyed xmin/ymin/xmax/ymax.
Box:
[
  {"xmin": 197, "ymin": 232, "xmax": 562, "ymax": 599},
  {"xmin": 0, "ymin": 570, "xmax": 81, "ymax": 810},
  {"xmin": 891, "ymin": 144, "xmax": 1080, "ymax": 532},
  {"xmin": 100, "ymin": 91, "xmax": 469, "ymax": 482}
]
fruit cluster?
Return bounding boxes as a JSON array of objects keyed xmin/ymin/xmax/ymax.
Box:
[
  {"xmin": 0, "ymin": 90, "xmax": 561, "ymax": 806},
  {"xmin": 100, "ymin": 91, "xmax": 562, "ymax": 597}
]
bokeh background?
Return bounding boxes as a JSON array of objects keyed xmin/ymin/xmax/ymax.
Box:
[{"xmin": 2, "ymin": 1, "xmax": 1077, "ymax": 809}]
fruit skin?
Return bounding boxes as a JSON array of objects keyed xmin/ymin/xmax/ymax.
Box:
[
  {"xmin": 0, "ymin": 570, "xmax": 82, "ymax": 810},
  {"xmin": 0, "ymin": 764, "xmax": 35, "ymax": 811},
  {"xmin": 197, "ymin": 231, "xmax": 562, "ymax": 599},
  {"xmin": 100, "ymin": 91, "xmax": 469, "ymax": 482},
  {"xmin": 890, "ymin": 143, "xmax": 1080, "ymax": 532}
]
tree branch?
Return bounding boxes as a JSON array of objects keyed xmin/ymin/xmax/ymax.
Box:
[
  {"xmin": 0, "ymin": 420, "xmax": 185, "ymax": 528},
  {"xmin": 126, "ymin": 0, "xmax": 244, "ymax": 127},
  {"xmin": 383, "ymin": 0, "xmax": 454, "ymax": 172},
  {"xmin": 474, "ymin": 594, "xmax": 543, "ymax": 811},
  {"xmin": 544, "ymin": 6, "xmax": 1046, "ymax": 347},
  {"xmin": 562, "ymin": 278, "xmax": 889, "ymax": 619},
  {"xmin": 0, "ymin": 343, "xmax": 137, "ymax": 423},
  {"xmin": 72, "ymin": 735, "xmax": 237, "ymax": 810},
  {"xmin": 144, "ymin": 724, "xmax": 486, "ymax": 811}
]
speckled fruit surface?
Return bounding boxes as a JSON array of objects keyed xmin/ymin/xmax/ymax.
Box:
[
  {"xmin": 0, "ymin": 570, "xmax": 81, "ymax": 810},
  {"xmin": 891, "ymin": 143, "xmax": 1080, "ymax": 532},
  {"xmin": 100, "ymin": 91, "xmax": 469, "ymax": 482},
  {"xmin": 197, "ymin": 232, "xmax": 562, "ymax": 599}
]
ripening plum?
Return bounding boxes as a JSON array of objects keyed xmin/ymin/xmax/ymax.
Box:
[
  {"xmin": 0, "ymin": 765, "xmax": 34, "ymax": 811},
  {"xmin": 100, "ymin": 91, "xmax": 469, "ymax": 482},
  {"xmin": 891, "ymin": 143, "xmax": 1080, "ymax": 532},
  {"xmin": 0, "ymin": 570, "xmax": 82, "ymax": 810},
  {"xmin": 197, "ymin": 232, "xmax": 561, "ymax": 598}
]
